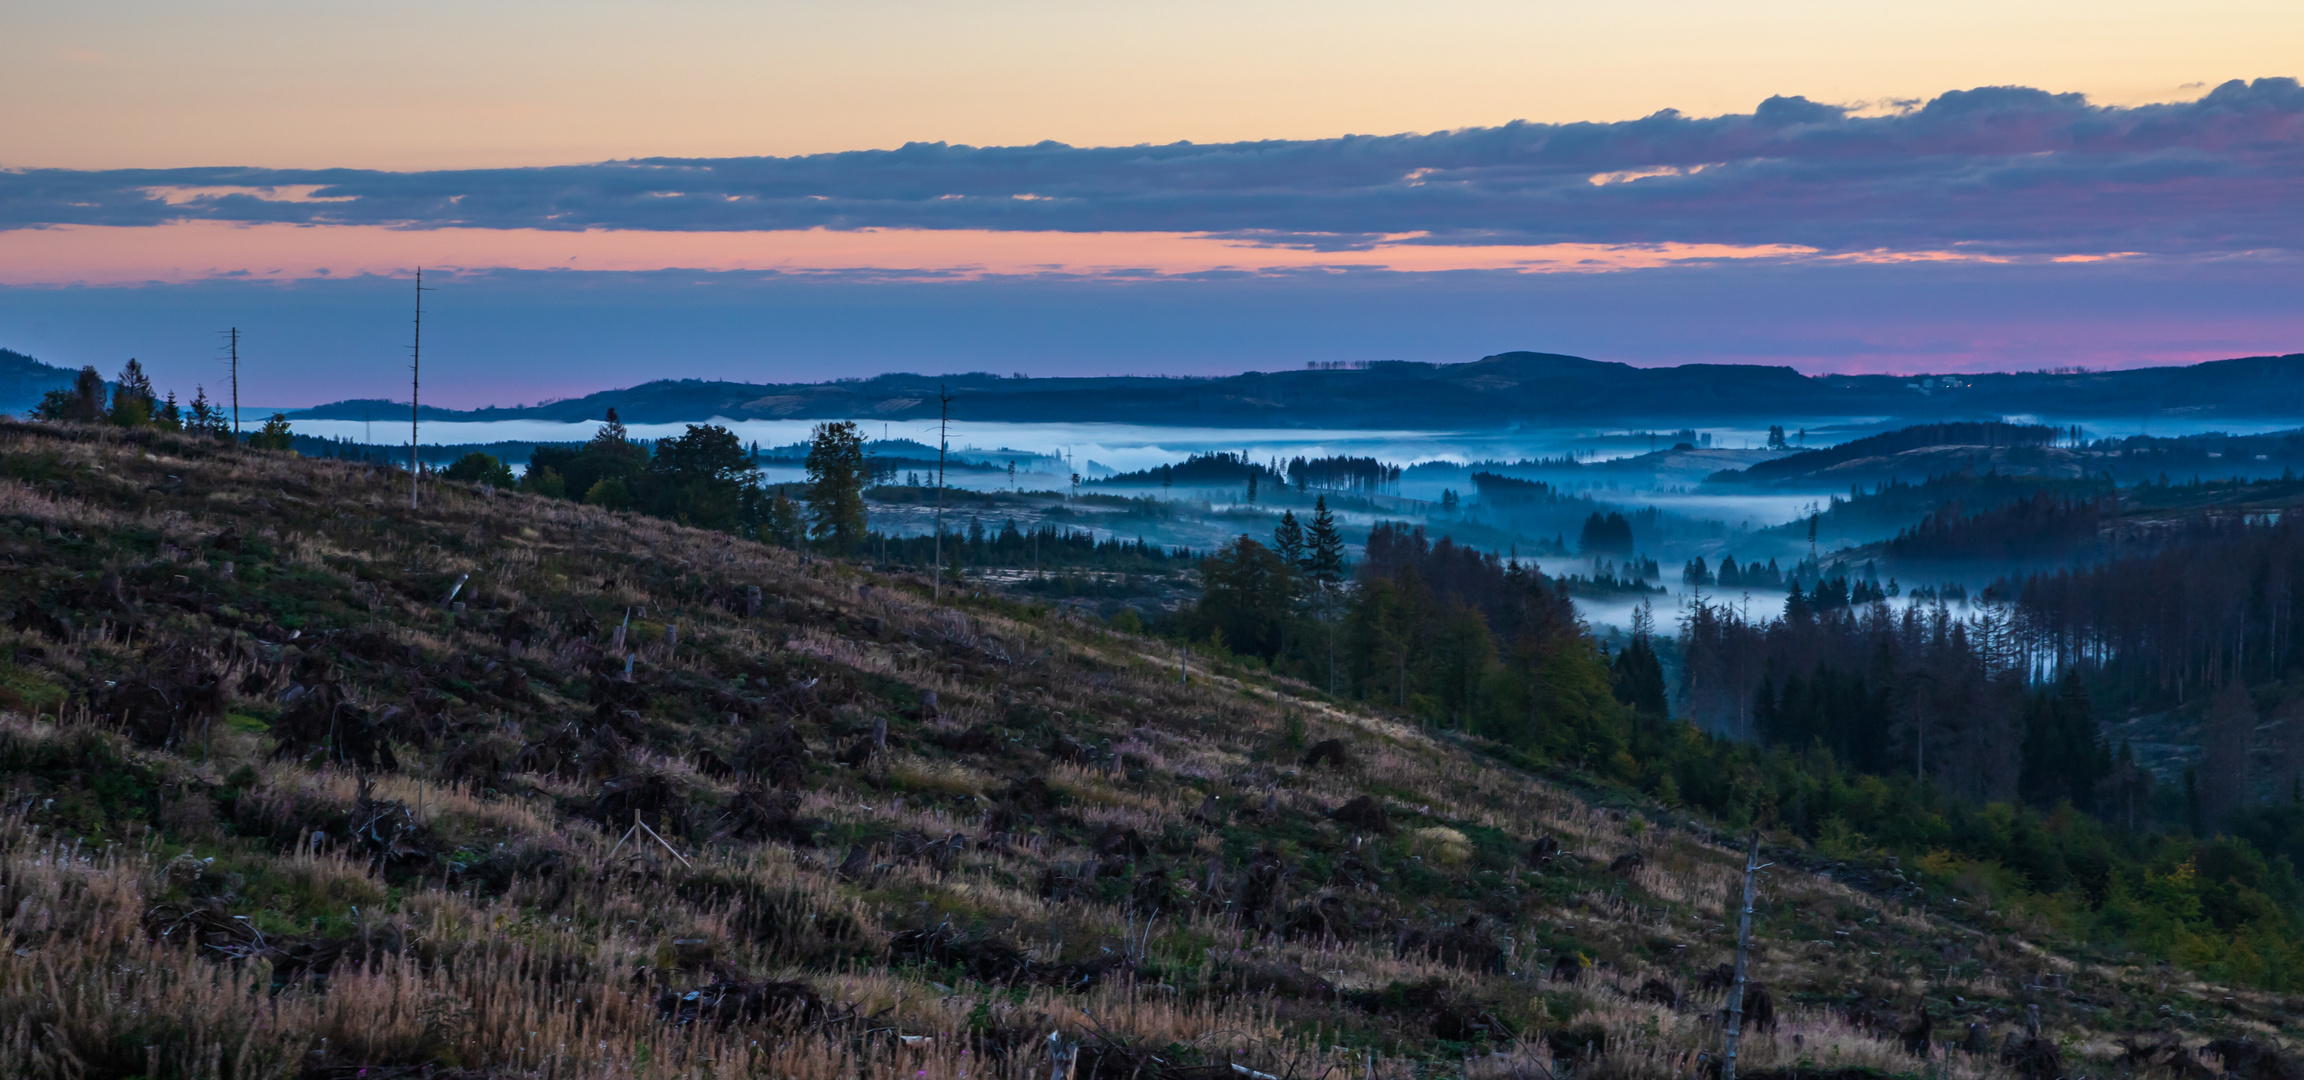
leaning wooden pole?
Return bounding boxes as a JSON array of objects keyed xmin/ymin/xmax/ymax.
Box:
[{"xmin": 1723, "ymin": 831, "xmax": 1762, "ymax": 1080}]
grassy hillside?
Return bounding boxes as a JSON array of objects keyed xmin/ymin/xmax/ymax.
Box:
[{"xmin": 0, "ymin": 420, "xmax": 2290, "ymax": 1079}]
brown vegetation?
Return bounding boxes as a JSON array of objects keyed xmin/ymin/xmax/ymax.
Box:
[{"xmin": 0, "ymin": 420, "xmax": 2293, "ymax": 1078}]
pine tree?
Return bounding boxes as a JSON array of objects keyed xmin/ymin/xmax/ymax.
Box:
[
  {"xmin": 110, "ymin": 359, "xmax": 157, "ymax": 427},
  {"xmin": 1306, "ymin": 496, "xmax": 1344, "ymax": 583},
  {"xmin": 187, "ymin": 386, "xmax": 229, "ymax": 438},
  {"xmin": 1273, "ymin": 511, "xmax": 1306, "ymax": 572},
  {"xmin": 1610, "ymin": 601, "xmax": 1669, "ymax": 717},
  {"xmin": 597, "ymin": 407, "xmax": 629, "ymax": 444},
  {"xmin": 804, "ymin": 420, "xmax": 868, "ymax": 551},
  {"xmin": 246, "ymin": 413, "xmax": 295, "ymax": 452}
]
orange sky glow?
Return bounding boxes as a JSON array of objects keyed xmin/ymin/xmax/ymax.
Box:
[{"xmin": 0, "ymin": 222, "xmax": 1845, "ymax": 285}]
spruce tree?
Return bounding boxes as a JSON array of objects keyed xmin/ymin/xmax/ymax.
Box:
[
  {"xmin": 247, "ymin": 413, "xmax": 295, "ymax": 451},
  {"xmin": 1609, "ymin": 601, "xmax": 1669, "ymax": 717},
  {"xmin": 110, "ymin": 359, "xmax": 157, "ymax": 427},
  {"xmin": 556, "ymin": 408, "xmax": 650, "ymax": 503},
  {"xmin": 1273, "ymin": 510, "xmax": 1306, "ymax": 572},
  {"xmin": 1306, "ymin": 496, "xmax": 1344, "ymax": 583},
  {"xmin": 187, "ymin": 387, "xmax": 229, "ymax": 437}
]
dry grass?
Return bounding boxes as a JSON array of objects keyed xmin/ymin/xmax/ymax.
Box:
[{"xmin": 0, "ymin": 422, "xmax": 2278, "ymax": 1079}]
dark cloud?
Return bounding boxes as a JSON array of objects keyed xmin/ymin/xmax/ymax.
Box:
[{"xmin": 5, "ymin": 78, "xmax": 2302, "ymax": 255}]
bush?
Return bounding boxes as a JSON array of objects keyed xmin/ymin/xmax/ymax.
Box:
[
  {"xmin": 444, "ymin": 451, "xmax": 517, "ymax": 488},
  {"xmin": 245, "ymin": 413, "xmax": 295, "ymax": 451},
  {"xmin": 522, "ymin": 465, "xmax": 567, "ymax": 498},
  {"xmin": 585, "ymin": 475, "xmax": 632, "ymax": 510}
]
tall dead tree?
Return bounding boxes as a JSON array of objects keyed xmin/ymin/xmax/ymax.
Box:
[
  {"xmin": 933, "ymin": 384, "xmax": 952, "ymax": 599},
  {"xmin": 409, "ymin": 268, "xmax": 434, "ymax": 509}
]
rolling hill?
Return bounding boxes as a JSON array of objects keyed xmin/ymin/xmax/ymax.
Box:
[
  {"xmin": 0, "ymin": 420, "xmax": 2293, "ymax": 1078},
  {"xmin": 0, "ymin": 347, "xmax": 90, "ymax": 416},
  {"xmin": 281, "ymin": 350, "xmax": 2304, "ymax": 429}
]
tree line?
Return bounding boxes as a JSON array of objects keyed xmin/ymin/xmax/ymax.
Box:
[
  {"xmin": 491, "ymin": 409, "xmax": 792, "ymax": 537},
  {"xmin": 1285, "ymin": 455, "xmax": 1402, "ymax": 494},
  {"xmin": 31, "ymin": 360, "xmax": 294, "ymax": 449},
  {"xmin": 501, "ymin": 418, "xmax": 1198, "ymax": 574},
  {"xmin": 864, "ymin": 521, "xmax": 1195, "ymax": 575}
]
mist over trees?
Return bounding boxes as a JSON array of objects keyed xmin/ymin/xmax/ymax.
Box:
[
  {"xmin": 1284, "ymin": 455, "xmax": 1401, "ymax": 494},
  {"xmin": 1098, "ymin": 452, "xmax": 1281, "ymax": 490},
  {"xmin": 1577, "ymin": 511, "xmax": 1634, "ymax": 556},
  {"xmin": 1146, "ymin": 455, "xmax": 2304, "ymax": 987},
  {"xmin": 1678, "ymin": 506, "xmax": 2304, "ymax": 827}
]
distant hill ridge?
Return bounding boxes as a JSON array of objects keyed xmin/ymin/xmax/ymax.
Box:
[
  {"xmin": 1717, "ymin": 421, "xmax": 2063, "ymax": 485},
  {"xmin": 282, "ymin": 349, "xmax": 2304, "ymax": 428},
  {"xmin": 8, "ymin": 346, "xmax": 2304, "ymax": 429},
  {"xmin": 0, "ymin": 348, "xmax": 92, "ymax": 416}
]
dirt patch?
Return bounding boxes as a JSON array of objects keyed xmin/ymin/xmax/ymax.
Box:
[
  {"xmin": 1349, "ymin": 978, "xmax": 1513, "ymax": 1043},
  {"xmin": 657, "ymin": 978, "xmax": 826, "ymax": 1030},
  {"xmin": 1328, "ymin": 794, "xmax": 1390, "ymax": 834},
  {"xmin": 711, "ymin": 786, "xmax": 821, "ymax": 846},
  {"xmin": 1400, "ymin": 914, "xmax": 1505, "ymax": 973}
]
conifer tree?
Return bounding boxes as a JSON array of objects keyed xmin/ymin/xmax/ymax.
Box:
[
  {"xmin": 1610, "ymin": 601, "xmax": 1669, "ymax": 717},
  {"xmin": 1273, "ymin": 510, "xmax": 1306, "ymax": 572},
  {"xmin": 187, "ymin": 387, "xmax": 229, "ymax": 438},
  {"xmin": 804, "ymin": 420, "xmax": 868, "ymax": 551},
  {"xmin": 1306, "ymin": 496, "xmax": 1344, "ymax": 583},
  {"xmin": 247, "ymin": 413, "xmax": 295, "ymax": 451},
  {"xmin": 110, "ymin": 359, "xmax": 157, "ymax": 427}
]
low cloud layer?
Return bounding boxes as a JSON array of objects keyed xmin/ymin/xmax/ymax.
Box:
[{"xmin": 6, "ymin": 80, "xmax": 2302, "ymax": 256}]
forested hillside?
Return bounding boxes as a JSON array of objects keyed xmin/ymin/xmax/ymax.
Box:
[
  {"xmin": 280, "ymin": 351, "xmax": 2304, "ymax": 429},
  {"xmin": 1182, "ymin": 507, "xmax": 2304, "ymax": 1000}
]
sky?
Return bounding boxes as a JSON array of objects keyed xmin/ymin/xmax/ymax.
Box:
[{"xmin": 5, "ymin": 0, "xmax": 2304, "ymax": 408}]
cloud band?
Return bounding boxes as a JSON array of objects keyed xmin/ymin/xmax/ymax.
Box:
[{"xmin": 5, "ymin": 80, "xmax": 2301, "ymax": 257}]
